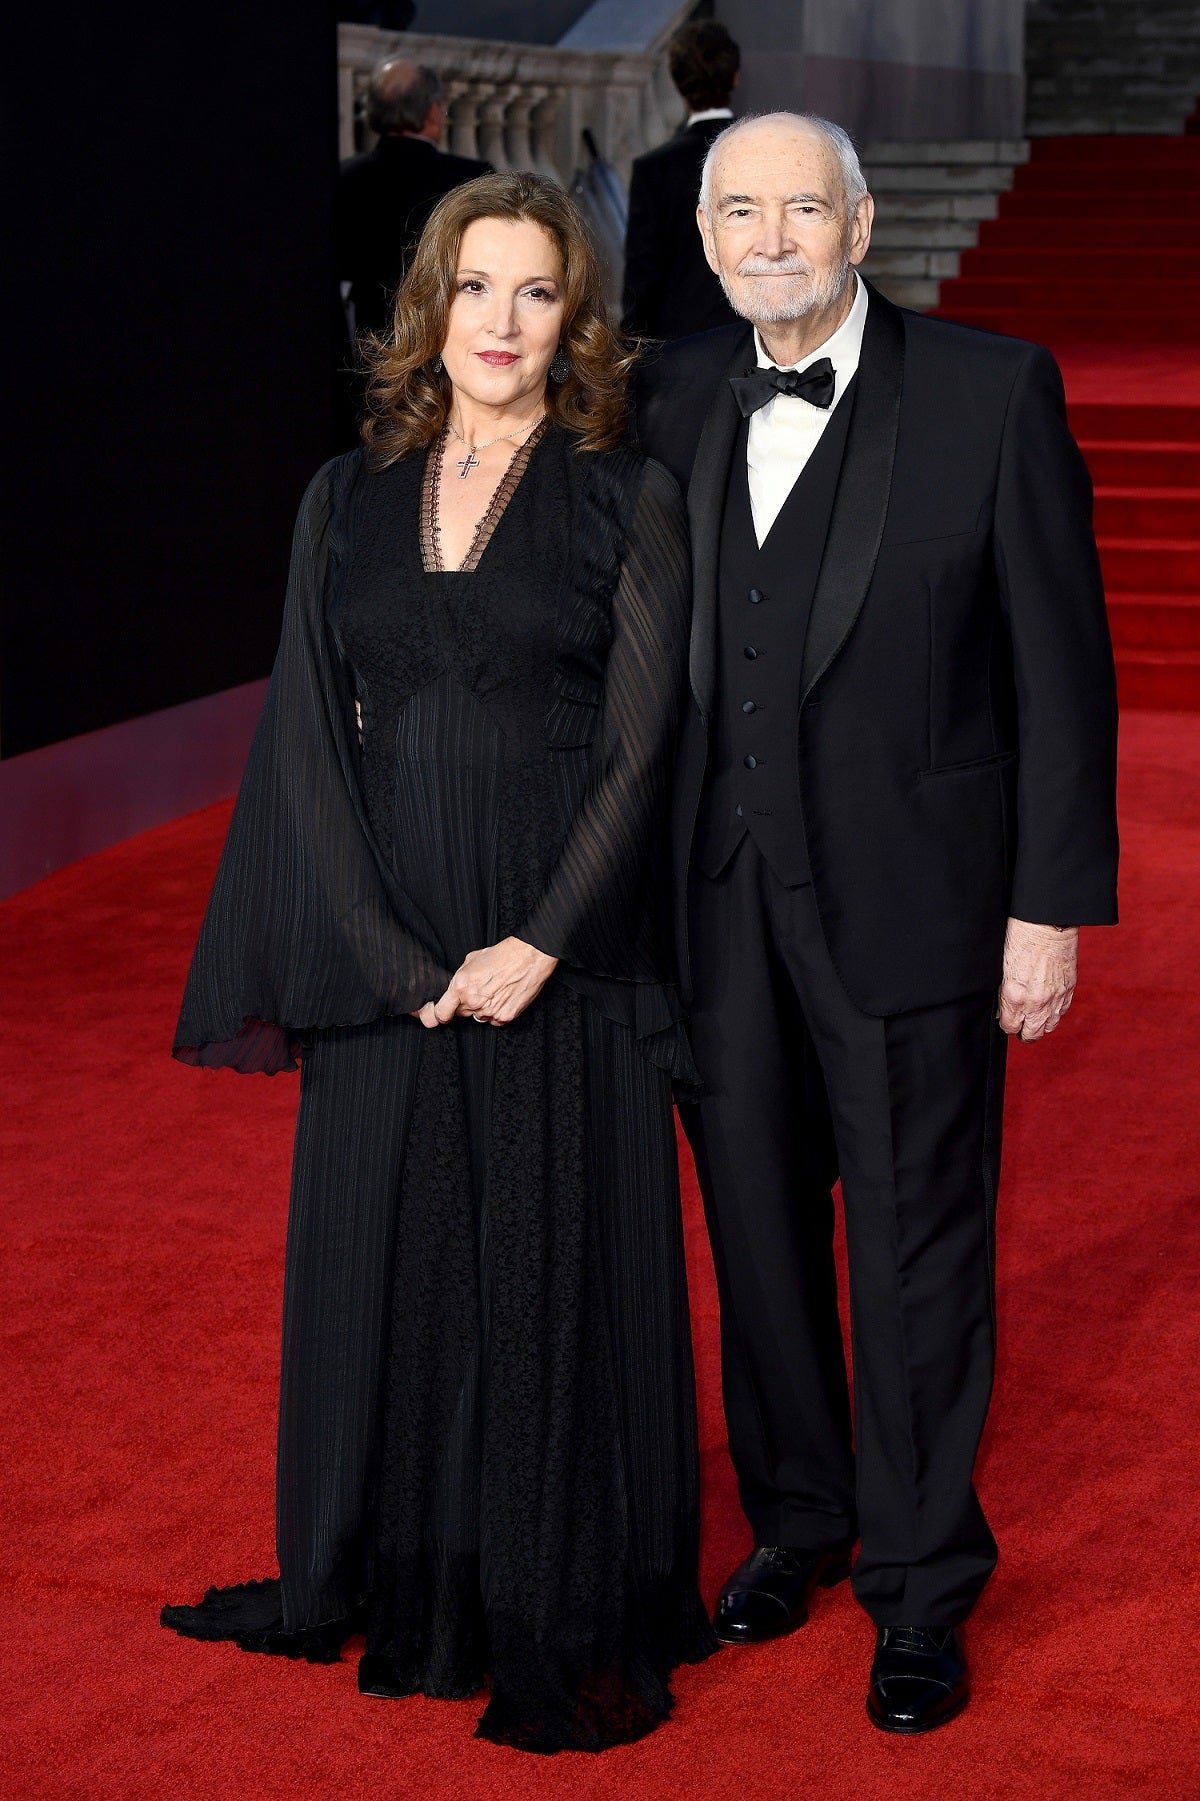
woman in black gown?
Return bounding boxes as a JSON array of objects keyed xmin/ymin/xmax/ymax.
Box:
[{"xmin": 161, "ymin": 172, "xmax": 715, "ymax": 1751}]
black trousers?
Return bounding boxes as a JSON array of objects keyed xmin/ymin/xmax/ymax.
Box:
[{"xmin": 681, "ymin": 837, "xmax": 1007, "ymax": 1628}]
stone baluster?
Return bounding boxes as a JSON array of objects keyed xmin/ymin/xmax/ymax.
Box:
[
  {"xmin": 505, "ymin": 84, "xmax": 548, "ymax": 176},
  {"xmin": 530, "ymin": 89, "xmax": 567, "ymax": 185},
  {"xmin": 448, "ymin": 82, "xmax": 487, "ymax": 161},
  {"xmin": 478, "ymin": 85, "xmax": 519, "ymax": 171}
]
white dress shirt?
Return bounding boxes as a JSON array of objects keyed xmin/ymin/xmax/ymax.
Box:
[
  {"xmin": 686, "ymin": 107, "xmax": 734, "ymax": 126},
  {"xmin": 746, "ymin": 272, "xmax": 869, "ymax": 545}
]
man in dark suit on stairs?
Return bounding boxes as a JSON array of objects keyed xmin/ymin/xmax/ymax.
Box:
[
  {"xmin": 621, "ymin": 21, "xmax": 740, "ymax": 341},
  {"xmin": 338, "ymin": 58, "xmax": 491, "ymax": 343},
  {"xmin": 634, "ymin": 112, "xmax": 1119, "ymax": 1734}
]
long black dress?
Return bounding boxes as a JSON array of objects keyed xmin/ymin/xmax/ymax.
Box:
[{"xmin": 161, "ymin": 424, "xmax": 716, "ymax": 1751}]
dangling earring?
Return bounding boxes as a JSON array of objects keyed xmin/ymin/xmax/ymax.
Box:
[
  {"xmin": 431, "ymin": 353, "xmax": 444, "ymax": 374},
  {"xmin": 550, "ymin": 347, "xmax": 569, "ymax": 383}
]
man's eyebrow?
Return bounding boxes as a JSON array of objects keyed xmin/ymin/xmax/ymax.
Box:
[{"xmin": 717, "ymin": 191, "xmax": 832, "ymax": 207}]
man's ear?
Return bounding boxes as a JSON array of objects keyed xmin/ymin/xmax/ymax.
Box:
[
  {"xmin": 697, "ymin": 206, "xmax": 721, "ymax": 276},
  {"xmin": 848, "ymin": 192, "xmax": 875, "ymax": 267}
]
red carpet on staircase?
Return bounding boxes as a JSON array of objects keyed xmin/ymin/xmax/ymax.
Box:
[
  {"xmin": 2, "ymin": 707, "xmax": 1199, "ymax": 1798},
  {"xmin": 933, "ymin": 134, "xmax": 1200, "ymax": 713}
]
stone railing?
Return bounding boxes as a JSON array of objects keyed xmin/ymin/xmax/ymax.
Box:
[{"xmin": 337, "ymin": 23, "xmax": 687, "ymax": 185}]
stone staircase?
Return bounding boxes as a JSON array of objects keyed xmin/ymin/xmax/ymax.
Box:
[
  {"xmin": 859, "ymin": 141, "xmax": 1028, "ymax": 310},
  {"xmin": 1026, "ymin": 0, "xmax": 1200, "ymax": 134}
]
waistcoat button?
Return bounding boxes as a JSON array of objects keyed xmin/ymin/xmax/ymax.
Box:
[
  {"xmin": 743, "ymin": 645, "xmax": 758, "ymax": 659},
  {"xmin": 748, "ymin": 588, "xmax": 765, "ymax": 604},
  {"xmin": 744, "ymin": 755, "xmax": 759, "ymax": 769},
  {"xmin": 742, "ymin": 700, "xmax": 757, "ymax": 714}
]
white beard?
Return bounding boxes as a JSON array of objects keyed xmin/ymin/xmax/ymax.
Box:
[{"xmin": 719, "ymin": 251, "xmax": 851, "ymax": 326}]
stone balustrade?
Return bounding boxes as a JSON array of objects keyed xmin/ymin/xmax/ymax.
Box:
[{"xmin": 337, "ymin": 23, "xmax": 686, "ymax": 185}]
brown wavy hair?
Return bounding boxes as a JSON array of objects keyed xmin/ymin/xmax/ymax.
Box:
[{"xmin": 361, "ymin": 171, "xmax": 634, "ymax": 464}]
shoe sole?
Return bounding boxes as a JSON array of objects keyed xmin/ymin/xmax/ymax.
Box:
[
  {"xmin": 713, "ymin": 1555, "xmax": 852, "ymax": 1647},
  {"xmin": 865, "ymin": 1690, "xmax": 969, "ymax": 1735}
]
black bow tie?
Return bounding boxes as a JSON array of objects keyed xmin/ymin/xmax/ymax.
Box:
[{"xmin": 729, "ymin": 356, "xmax": 836, "ymax": 417}]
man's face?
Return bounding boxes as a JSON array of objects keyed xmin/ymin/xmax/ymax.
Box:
[{"xmin": 698, "ymin": 122, "xmax": 873, "ymax": 326}]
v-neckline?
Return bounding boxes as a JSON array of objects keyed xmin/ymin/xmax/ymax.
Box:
[{"xmin": 420, "ymin": 418, "xmax": 550, "ymax": 575}]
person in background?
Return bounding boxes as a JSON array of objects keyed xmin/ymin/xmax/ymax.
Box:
[
  {"xmin": 338, "ymin": 58, "xmax": 491, "ymax": 343},
  {"xmin": 621, "ymin": 20, "xmax": 740, "ymax": 342}
]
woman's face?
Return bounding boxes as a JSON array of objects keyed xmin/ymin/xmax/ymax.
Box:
[{"xmin": 441, "ymin": 216, "xmax": 566, "ymax": 419}]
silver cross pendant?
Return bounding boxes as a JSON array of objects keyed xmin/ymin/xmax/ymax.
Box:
[{"xmin": 456, "ymin": 448, "xmax": 480, "ymax": 479}]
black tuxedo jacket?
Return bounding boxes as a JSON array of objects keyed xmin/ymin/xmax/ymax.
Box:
[
  {"xmin": 633, "ymin": 284, "xmax": 1119, "ymax": 1015},
  {"xmin": 337, "ymin": 136, "xmax": 491, "ymax": 338},
  {"xmin": 621, "ymin": 119, "xmax": 736, "ymax": 341}
]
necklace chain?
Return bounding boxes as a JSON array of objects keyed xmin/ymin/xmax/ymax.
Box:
[{"xmin": 446, "ymin": 409, "xmax": 545, "ymax": 466}]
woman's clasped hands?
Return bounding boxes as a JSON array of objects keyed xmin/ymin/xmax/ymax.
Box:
[{"xmin": 411, "ymin": 937, "xmax": 558, "ymax": 1029}]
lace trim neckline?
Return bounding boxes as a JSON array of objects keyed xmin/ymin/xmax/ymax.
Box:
[{"xmin": 420, "ymin": 417, "xmax": 550, "ymax": 575}]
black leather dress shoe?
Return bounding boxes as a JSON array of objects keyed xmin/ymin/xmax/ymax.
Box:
[
  {"xmin": 713, "ymin": 1545, "xmax": 853, "ymax": 1645},
  {"xmin": 866, "ymin": 1624, "xmax": 969, "ymax": 1733}
]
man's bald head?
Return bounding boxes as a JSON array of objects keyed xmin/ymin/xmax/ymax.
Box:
[
  {"xmin": 699, "ymin": 112, "xmax": 867, "ymax": 223},
  {"xmin": 366, "ymin": 58, "xmax": 443, "ymax": 139}
]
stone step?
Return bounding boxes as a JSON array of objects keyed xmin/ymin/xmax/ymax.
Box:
[
  {"xmin": 1028, "ymin": 32, "xmax": 1200, "ymax": 56},
  {"xmin": 1027, "ymin": 115, "xmax": 1199, "ymax": 134},
  {"xmin": 1010, "ymin": 163, "xmax": 1200, "ymax": 190},
  {"xmin": 1029, "ymin": 59, "xmax": 1200, "ymax": 84},
  {"xmin": 1028, "ymin": 1, "xmax": 1200, "ymax": 22},
  {"xmin": 867, "ymin": 164, "xmax": 1023, "ymax": 193},
  {"xmin": 860, "ymin": 248, "xmax": 960, "ymax": 279},
  {"xmin": 997, "ymin": 187, "xmax": 1200, "ymax": 215},
  {"xmin": 866, "ymin": 276, "xmax": 942, "ymax": 309},
  {"xmin": 858, "ymin": 140, "xmax": 1028, "ymax": 165},
  {"xmin": 1028, "ymin": 18, "xmax": 1200, "ymax": 41},
  {"xmin": 979, "ymin": 216, "xmax": 1171, "ymax": 248},
  {"xmin": 871, "ymin": 192, "xmax": 1004, "ymax": 222},
  {"xmin": 1028, "ymin": 76, "xmax": 1200, "ymax": 101},
  {"xmin": 1029, "ymin": 134, "xmax": 1200, "ymax": 160},
  {"xmin": 962, "ymin": 246, "xmax": 1200, "ymax": 278},
  {"xmin": 869, "ymin": 219, "xmax": 980, "ymax": 250}
]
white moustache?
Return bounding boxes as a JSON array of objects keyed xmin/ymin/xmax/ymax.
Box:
[{"xmin": 736, "ymin": 258, "xmax": 815, "ymax": 278}]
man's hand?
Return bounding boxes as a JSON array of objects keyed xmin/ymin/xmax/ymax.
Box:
[
  {"xmin": 425, "ymin": 937, "xmax": 558, "ymax": 1028},
  {"xmin": 997, "ymin": 918, "xmax": 1079, "ymax": 1042}
]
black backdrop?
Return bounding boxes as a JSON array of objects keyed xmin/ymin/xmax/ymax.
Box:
[{"xmin": 2, "ymin": 3, "xmax": 340, "ymax": 757}]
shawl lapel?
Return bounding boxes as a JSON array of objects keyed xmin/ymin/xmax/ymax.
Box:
[
  {"xmin": 800, "ymin": 282, "xmax": 906, "ymax": 701},
  {"xmin": 686, "ymin": 327, "xmax": 753, "ymax": 715}
]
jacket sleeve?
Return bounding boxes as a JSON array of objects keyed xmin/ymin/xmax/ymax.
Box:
[
  {"xmin": 173, "ymin": 456, "xmax": 452, "ymax": 1072},
  {"xmin": 994, "ymin": 346, "xmax": 1119, "ymax": 925},
  {"xmin": 519, "ymin": 458, "xmax": 691, "ymax": 979}
]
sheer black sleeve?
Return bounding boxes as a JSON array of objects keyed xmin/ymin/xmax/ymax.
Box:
[
  {"xmin": 174, "ymin": 455, "xmax": 452, "ymax": 1073},
  {"xmin": 521, "ymin": 458, "xmax": 691, "ymax": 982}
]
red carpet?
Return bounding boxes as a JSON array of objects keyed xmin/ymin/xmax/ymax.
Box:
[
  {"xmin": 2, "ymin": 709, "xmax": 1198, "ymax": 1797},
  {"xmin": 933, "ymin": 135, "xmax": 1200, "ymax": 713}
]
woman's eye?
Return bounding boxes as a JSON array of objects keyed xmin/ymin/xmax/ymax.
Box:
[
  {"xmin": 525, "ymin": 286, "xmax": 557, "ymax": 303},
  {"xmin": 457, "ymin": 279, "xmax": 485, "ymax": 294}
]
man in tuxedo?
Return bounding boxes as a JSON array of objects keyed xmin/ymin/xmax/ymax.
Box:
[
  {"xmin": 338, "ymin": 58, "xmax": 491, "ymax": 342},
  {"xmin": 634, "ymin": 114, "xmax": 1118, "ymax": 1734},
  {"xmin": 621, "ymin": 21, "xmax": 740, "ymax": 340}
]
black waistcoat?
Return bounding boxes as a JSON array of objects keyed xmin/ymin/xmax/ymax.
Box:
[{"xmin": 696, "ymin": 384, "xmax": 855, "ymax": 885}]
